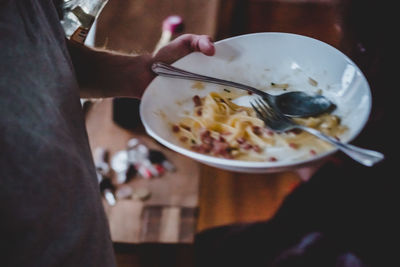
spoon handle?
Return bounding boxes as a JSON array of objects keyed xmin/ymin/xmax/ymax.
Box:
[
  {"xmin": 151, "ymin": 62, "xmax": 269, "ymax": 97},
  {"xmin": 299, "ymin": 125, "xmax": 384, "ymax": 166}
]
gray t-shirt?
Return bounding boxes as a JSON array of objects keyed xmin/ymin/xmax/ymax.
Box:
[{"xmin": 0, "ymin": 1, "xmax": 116, "ymax": 266}]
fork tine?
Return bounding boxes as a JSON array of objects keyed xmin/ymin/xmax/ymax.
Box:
[
  {"xmin": 259, "ymin": 97, "xmax": 289, "ymax": 122},
  {"xmin": 251, "ymin": 98, "xmax": 271, "ymax": 126},
  {"xmin": 252, "ymin": 98, "xmax": 267, "ymax": 118},
  {"xmin": 254, "ymin": 97, "xmax": 274, "ymax": 119},
  {"xmin": 250, "ymin": 101, "xmax": 263, "ymax": 118},
  {"xmin": 255, "ymin": 98, "xmax": 269, "ymax": 114}
]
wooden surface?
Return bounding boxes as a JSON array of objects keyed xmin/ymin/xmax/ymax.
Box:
[
  {"xmin": 96, "ymin": 0, "xmax": 220, "ymax": 52},
  {"xmin": 197, "ymin": 166, "xmax": 300, "ymax": 232},
  {"xmin": 86, "ymin": 99, "xmax": 200, "ymax": 243}
]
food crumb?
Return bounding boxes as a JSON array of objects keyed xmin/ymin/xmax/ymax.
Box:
[
  {"xmin": 192, "ymin": 81, "xmax": 205, "ymax": 90},
  {"xmin": 308, "ymin": 77, "xmax": 318, "ymax": 87},
  {"xmin": 271, "ymin": 82, "xmax": 289, "ymax": 89}
]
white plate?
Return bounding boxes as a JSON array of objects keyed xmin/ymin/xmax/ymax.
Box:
[{"xmin": 140, "ymin": 32, "xmax": 371, "ymax": 173}]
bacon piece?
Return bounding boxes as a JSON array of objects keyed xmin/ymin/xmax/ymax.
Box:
[
  {"xmin": 236, "ymin": 138, "xmax": 246, "ymax": 144},
  {"xmin": 212, "ymin": 141, "xmax": 230, "ymax": 155},
  {"xmin": 199, "ymin": 129, "xmax": 214, "ymax": 144},
  {"xmin": 172, "ymin": 124, "xmax": 180, "ymax": 133},
  {"xmin": 191, "ymin": 143, "xmax": 212, "ymax": 154},
  {"xmin": 242, "ymin": 143, "xmax": 253, "ymax": 150},
  {"xmin": 289, "ymin": 143, "xmax": 299, "ymax": 149},
  {"xmin": 253, "ymin": 145, "xmax": 262, "ymax": 153},
  {"xmin": 252, "ymin": 126, "xmax": 262, "ymax": 136},
  {"xmin": 265, "ymin": 129, "xmax": 274, "ymax": 136},
  {"xmin": 193, "ymin": 95, "xmax": 202, "ymax": 107}
]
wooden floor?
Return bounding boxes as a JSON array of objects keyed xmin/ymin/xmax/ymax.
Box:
[{"xmin": 93, "ymin": 0, "xmax": 343, "ymax": 266}]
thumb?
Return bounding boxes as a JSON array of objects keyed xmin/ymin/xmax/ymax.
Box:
[
  {"xmin": 153, "ymin": 34, "xmax": 215, "ymax": 64},
  {"xmin": 191, "ymin": 35, "xmax": 215, "ymax": 56}
]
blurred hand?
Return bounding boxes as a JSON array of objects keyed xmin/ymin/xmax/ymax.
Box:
[
  {"xmin": 123, "ymin": 34, "xmax": 214, "ymax": 98},
  {"xmin": 153, "ymin": 34, "xmax": 215, "ymax": 64}
]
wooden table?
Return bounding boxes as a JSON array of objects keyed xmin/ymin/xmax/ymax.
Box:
[{"xmin": 86, "ymin": 99, "xmax": 201, "ymax": 243}]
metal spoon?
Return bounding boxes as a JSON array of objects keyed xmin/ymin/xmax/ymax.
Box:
[{"xmin": 151, "ymin": 62, "xmax": 335, "ymax": 117}]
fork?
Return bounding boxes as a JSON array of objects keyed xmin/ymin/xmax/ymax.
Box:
[
  {"xmin": 250, "ymin": 98, "xmax": 384, "ymax": 166},
  {"xmin": 151, "ymin": 62, "xmax": 335, "ymax": 117}
]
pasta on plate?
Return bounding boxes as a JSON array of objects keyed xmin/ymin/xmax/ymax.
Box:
[{"xmin": 171, "ymin": 90, "xmax": 347, "ymax": 162}]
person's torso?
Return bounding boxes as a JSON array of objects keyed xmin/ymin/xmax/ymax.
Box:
[{"xmin": 0, "ymin": 1, "xmax": 115, "ymax": 266}]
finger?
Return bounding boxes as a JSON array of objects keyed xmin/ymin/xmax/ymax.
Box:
[
  {"xmin": 190, "ymin": 35, "xmax": 215, "ymax": 56},
  {"xmin": 153, "ymin": 34, "xmax": 215, "ymax": 64},
  {"xmin": 197, "ymin": 36, "xmax": 215, "ymax": 56}
]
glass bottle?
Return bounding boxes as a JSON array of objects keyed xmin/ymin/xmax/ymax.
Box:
[{"xmin": 60, "ymin": 0, "xmax": 109, "ymax": 44}]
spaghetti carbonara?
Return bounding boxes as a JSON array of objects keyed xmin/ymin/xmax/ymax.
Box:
[{"xmin": 171, "ymin": 90, "xmax": 346, "ymax": 161}]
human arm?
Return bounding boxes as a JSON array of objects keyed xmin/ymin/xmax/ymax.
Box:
[{"xmin": 67, "ymin": 34, "xmax": 215, "ymax": 99}]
